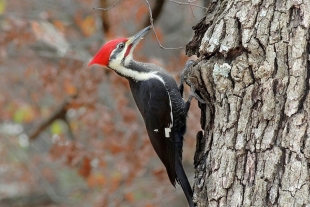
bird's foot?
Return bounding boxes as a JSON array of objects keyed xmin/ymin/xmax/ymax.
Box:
[
  {"xmin": 189, "ymin": 87, "xmax": 206, "ymax": 104},
  {"xmin": 185, "ymin": 91, "xmax": 205, "ymax": 112},
  {"xmin": 179, "ymin": 60, "xmax": 196, "ymax": 96},
  {"xmin": 180, "ymin": 60, "xmax": 206, "ymax": 107}
]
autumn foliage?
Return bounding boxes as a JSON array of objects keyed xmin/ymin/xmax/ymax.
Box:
[{"xmin": 0, "ymin": 0, "xmax": 202, "ymax": 206}]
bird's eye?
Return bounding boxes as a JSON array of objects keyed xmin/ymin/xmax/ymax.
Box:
[{"xmin": 118, "ymin": 43, "xmax": 124, "ymax": 49}]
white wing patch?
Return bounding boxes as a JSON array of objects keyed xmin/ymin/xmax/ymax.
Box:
[
  {"xmin": 165, "ymin": 127, "xmax": 171, "ymax": 137},
  {"xmin": 165, "ymin": 123, "xmax": 173, "ymax": 138},
  {"xmin": 154, "ymin": 129, "xmax": 159, "ymax": 132},
  {"xmin": 153, "ymin": 76, "xmax": 174, "ymax": 139}
]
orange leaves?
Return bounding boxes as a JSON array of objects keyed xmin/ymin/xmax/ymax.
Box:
[
  {"xmin": 125, "ymin": 192, "xmax": 135, "ymax": 202},
  {"xmin": 0, "ymin": 17, "xmax": 35, "ymax": 47},
  {"xmin": 110, "ymin": 173, "xmax": 122, "ymax": 192},
  {"xmin": 123, "ymin": 109, "xmax": 137, "ymax": 124},
  {"xmin": 88, "ymin": 172, "xmax": 122, "ymax": 191},
  {"xmin": 152, "ymin": 168, "xmax": 167, "ymax": 181},
  {"xmin": 136, "ymin": 5, "xmax": 148, "ymax": 20},
  {"xmin": 50, "ymin": 141, "xmax": 94, "ymax": 178},
  {"xmin": 109, "ymin": 140, "xmax": 124, "ymax": 154},
  {"xmin": 74, "ymin": 13, "xmax": 96, "ymax": 37},
  {"xmin": 52, "ymin": 20, "xmax": 66, "ymax": 33},
  {"xmin": 1, "ymin": 1, "xmax": 199, "ymax": 206},
  {"xmin": 79, "ymin": 156, "xmax": 91, "ymax": 178},
  {"xmin": 101, "ymin": 120, "xmax": 115, "ymax": 134},
  {"xmin": 42, "ymin": 167, "xmax": 56, "ymax": 183},
  {"xmin": 144, "ymin": 204, "xmax": 157, "ymax": 207},
  {"xmin": 64, "ymin": 81, "xmax": 78, "ymax": 96},
  {"xmin": 13, "ymin": 104, "xmax": 37, "ymax": 123},
  {"xmin": 31, "ymin": 20, "xmax": 69, "ymax": 55},
  {"xmin": 31, "ymin": 21, "xmax": 45, "ymax": 37},
  {"xmin": 87, "ymin": 173, "xmax": 106, "ymax": 187}
]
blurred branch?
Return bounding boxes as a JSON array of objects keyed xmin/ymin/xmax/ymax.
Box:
[
  {"xmin": 94, "ymin": 0, "xmax": 206, "ymax": 50},
  {"xmin": 99, "ymin": 0, "xmax": 111, "ymax": 35},
  {"xmin": 189, "ymin": 1, "xmax": 195, "ymax": 17},
  {"xmin": 3, "ymin": 137, "xmax": 70, "ymax": 205},
  {"xmin": 167, "ymin": 0, "xmax": 208, "ymax": 9},
  {"xmin": 144, "ymin": 0, "xmax": 183, "ymax": 50},
  {"xmin": 203, "ymin": 0, "xmax": 211, "ymax": 8},
  {"xmin": 94, "ymin": 0, "xmax": 182, "ymax": 49},
  {"xmin": 28, "ymin": 95, "xmax": 77, "ymax": 141},
  {"xmin": 94, "ymin": 0, "xmax": 122, "ymax": 11},
  {"xmin": 0, "ymin": 193, "xmax": 56, "ymax": 207},
  {"xmin": 141, "ymin": 0, "xmax": 165, "ymax": 29}
]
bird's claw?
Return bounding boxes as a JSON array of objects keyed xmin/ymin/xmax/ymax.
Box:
[
  {"xmin": 189, "ymin": 90, "xmax": 205, "ymax": 104},
  {"xmin": 180, "ymin": 60, "xmax": 205, "ymax": 104},
  {"xmin": 179, "ymin": 60, "xmax": 196, "ymax": 96}
]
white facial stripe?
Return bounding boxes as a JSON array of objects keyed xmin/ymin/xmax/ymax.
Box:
[
  {"xmin": 109, "ymin": 42, "xmax": 129, "ymax": 64},
  {"xmin": 124, "ymin": 43, "xmax": 138, "ymax": 66},
  {"xmin": 109, "ymin": 62, "xmax": 166, "ymax": 83},
  {"xmin": 124, "ymin": 53, "xmax": 132, "ymax": 66}
]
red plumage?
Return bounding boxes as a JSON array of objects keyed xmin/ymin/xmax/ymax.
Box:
[{"xmin": 88, "ymin": 38, "xmax": 127, "ymax": 66}]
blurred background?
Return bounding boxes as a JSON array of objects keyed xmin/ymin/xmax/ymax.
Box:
[{"xmin": 0, "ymin": 0, "xmax": 207, "ymax": 206}]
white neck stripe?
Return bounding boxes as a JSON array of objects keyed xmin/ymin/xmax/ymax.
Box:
[
  {"xmin": 109, "ymin": 62, "xmax": 165, "ymax": 83},
  {"xmin": 109, "ymin": 61, "xmax": 174, "ymax": 136}
]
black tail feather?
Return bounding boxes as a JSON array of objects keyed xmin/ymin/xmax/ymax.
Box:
[{"xmin": 176, "ymin": 155, "xmax": 195, "ymax": 207}]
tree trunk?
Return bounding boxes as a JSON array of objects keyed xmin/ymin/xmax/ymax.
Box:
[{"xmin": 185, "ymin": 0, "xmax": 310, "ymax": 206}]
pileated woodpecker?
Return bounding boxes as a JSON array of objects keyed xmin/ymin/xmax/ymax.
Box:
[{"xmin": 89, "ymin": 26, "xmax": 195, "ymax": 207}]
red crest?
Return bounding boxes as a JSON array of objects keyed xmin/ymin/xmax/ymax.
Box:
[{"xmin": 88, "ymin": 38, "xmax": 127, "ymax": 66}]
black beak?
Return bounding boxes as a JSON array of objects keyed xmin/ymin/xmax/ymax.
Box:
[{"xmin": 127, "ymin": 25, "xmax": 152, "ymax": 46}]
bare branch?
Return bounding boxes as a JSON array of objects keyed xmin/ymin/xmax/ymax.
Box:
[
  {"xmin": 188, "ymin": 0, "xmax": 195, "ymax": 17},
  {"xmin": 141, "ymin": 0, "xmax": 165, "ymax": 29},
  {"xmin": 99, "ymin": 0, "xmax": 111, "ymax": 34},
  {"xmin": 93, "ymin": 0, "xmax": 122, "ymax": 11},
  {"xmin": 28, "ymin": 95, "xmax": 77, "ymax": 141},
  {"xmin": 94, "ymin": 0, "xmax": 207, "ymax": 50},
  {"xmin": 3, "ymin": 138, "xmax": 68, "ymax": 204},
  {"xmin": 145, "ymin": 0, "xmax": 183, "ymax": 50},
  {"xmin": 168, "ymin": 0, "xmax": 208, "ymax": 9},
  {"xmin": 0, "ymin": 193, "xmax": 55, "ymax": 207}
]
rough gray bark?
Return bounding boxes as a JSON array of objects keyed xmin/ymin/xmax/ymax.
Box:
[{"xmin": 185, "ymin": 0, "xmax": 310, "ymax": 206}]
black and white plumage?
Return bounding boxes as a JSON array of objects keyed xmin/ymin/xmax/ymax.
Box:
[{"xmin": 89, "ymin": 26, "xmax": 195, "ymax": 207}]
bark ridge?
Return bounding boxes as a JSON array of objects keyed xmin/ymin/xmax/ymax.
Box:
[{"xmin": 186, "ymin": 0, "xmax": 310, "ymax": 206}]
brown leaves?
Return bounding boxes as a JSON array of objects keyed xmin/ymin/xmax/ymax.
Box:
[
  {"xmin": 74, "ymin": 13, "xmax": 96, "ymax": 37},
  {"xmin": 79, "ymin": 156, "xmax": 92, "ymax": 178},
  {"xmin": 50, "ymin": 141, "xmax": 93, "ymax": 178},
  {"xmin": 87, "ymin": 173, "xmax": 106, "ymax": 187},
  {"xmin": 125, "ymin": 192, "xmax": 135, "ymax": 202},
  {"xmin": 63, "ymin": 80, "xmax": 78, "ymax": 96},
  {"xmin": 1, "ymin": 0, "xmax": 198, "ymax": 206},
  {"xmin": 152, "ymin": 168, "xmax": 167, "ymax": 181},
  {"xmin": 136, "ymin": 6, "xmax": 148, "ymax": 20}
]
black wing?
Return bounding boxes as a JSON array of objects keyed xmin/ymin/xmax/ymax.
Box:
[{"xmin": 129, "ymin": 78, "xmax": 176, "ymax": 185}]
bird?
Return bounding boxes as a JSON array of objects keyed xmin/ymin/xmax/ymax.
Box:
[{"xmin": 89, "ymin": 25, "xmax": 195, "ymax": 207}]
